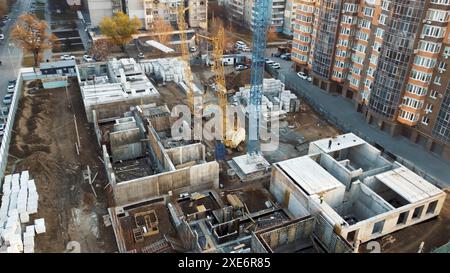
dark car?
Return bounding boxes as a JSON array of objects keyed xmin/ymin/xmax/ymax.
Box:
[{"xmin": 274, "ymin": 52, "xmax": 282, "ymax": 58}]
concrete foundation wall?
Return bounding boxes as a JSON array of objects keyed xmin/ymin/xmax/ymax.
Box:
[
  {"xmin": 319, "ymin": 154, "xmax": 355, "ymax": 187},
  {"xmin": 86, "ymin": 96, "xmax": 157, "ymax": 123},
  {"xmin": 339, "ymin": 192, "xmax": 446, "ymax": 244},
  {"xmin": 110, "ymin": 128, "xmax": 144, "ymax": 162},
  {"xmin": 258, "ymin": 217, "xmax": 315, "ymax": 252},
  {"xmin": 113, "ymin": 161, "xmax": 219, "ymax": 206},
  {"xmin": 270, "ymin": 165, "xmax": 312, "ymax": 218},
  {"xmin": 166, "ymin": 143, "xmax": 205, "ymax": 167},
  {"xmin": 147, "ymin": 126, "xmax": 175, "ymax": 171}
]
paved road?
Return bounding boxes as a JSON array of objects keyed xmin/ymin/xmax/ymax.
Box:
[
  {"xmin": 273, "ymin": 60, "xmax": 450, "ymax": 188},
  {"xmin": 0, "ymin": 0, "xmax": 32, "ymax": 109}
]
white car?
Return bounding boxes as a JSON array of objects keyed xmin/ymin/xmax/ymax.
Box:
[
  {"xmin": 307, "ymin": 76, "xmax": 312, "ymax": 82},
  {"xmin": 241, "ymin": 46, "xmax": 251, "ymax": 52},
  {"xmin": 189, "ymin": 46, "xmax": 197, "ymax": 52},
  {"xmin": 7, "ymin": 85, "xmax": 14, "ymax": 94},
  {"xmin": 271, "ymin": 63, "xmax": 281, "ymax": 69},
  {"xmin": 3, "ymin": 94, "xmax": 12, "ymax": 105},
  {"xmin": 235, "ymin": 64, "xmax": 248, "ymax": 71},
  {"xmin": 60, "ymin": 54, "xmax": 75, "ymax": 60},
  {"xmin": 83, "ymin": 55, "xmax": 94, "ymax": 62},
  {"xmin": 138, "ymin": 52, "xmax": 144, "ymax": 58},
  {"xmin": 0, "ymin": 34, "xmax": 4, "ymax": 40},
  {"xmin": 265, "ymin": 60, "xmax": 275, "ymax": 65},
  {"xmin": 297, "ymin": 72, "xmax": 308, "ymax": 80},
  {"xmin": 0, "ymin": 123, "xmax": 4, "ymax": 136}
]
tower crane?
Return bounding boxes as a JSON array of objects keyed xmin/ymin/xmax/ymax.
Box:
[
  {"xmin": 196, "ymin": 28, "xmax": 246, "ymax": 149},
  {"xmin": 248, "ymin": 0, "xmax": 272, "ymax": 156}
]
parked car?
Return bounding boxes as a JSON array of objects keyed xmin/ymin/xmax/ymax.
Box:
[
  {"xmin": 307, "ymin": 76, "xmax": 312, "ymax": 82},
  {"xmin": 297, "ymin": 71, "xmax": 308, "ymax": 80},
  {"xmin": 60, "ymin": 54, "xmax": 75, "ymax": 60},
  {"xmin": 1, "ymin": 106, "xmax": 9, "ymax": 117},
  {"xmin": 281, "ymin": 53, "xmax": 291, "ymax": 60},
  {"xmin": 138, "ymin": 52, "xmax": 144, "ymax": 59},
  {"xmin": 189, "ymin": 46, "xmax": 197, "ymax": 52},
  {"xmin": 271, "ymin": 62, "xmax": 281, "ymax": 69},
  {"xmin": 0, "ymin": 123, "xmax": 4, "ymax": 136},
  {"xmin": 8, "ymin": 80, "xmax": 16, "ymax": 85},
  {"xmin": 0, "ymin": 34, "xmax": 4, "ymax": 40},
  {"xmin": 83, "ymin": 55, "xmax": 94, "ymax": 62},
  {"xmin": 265, "ymin": 60, "xmax": 275, "ymax": 65},
  {"xmin": 235, "ymin": 64, "xmax": 248, "ymax": 71},
  {"xmin": 241, "ymin": 46, "xmax": 251, "ymax": 52},
  {"xmin": 3, "ymin": 94, "xmax": 12, "ymax": 105},
  {"xmin": 274, "ymin": 52, "xmax": 282, "ymax": 58},
  {"xmin": 7, "ymin": 85, "xmax": 14, "ymax": 94}
]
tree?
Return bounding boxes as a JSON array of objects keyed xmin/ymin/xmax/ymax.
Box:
[
  {"xmin": 11, "ymin": 14, "xmax": 58, "ymax": 67},
  {"xmin": 88, "ymin": 39, "xmax": 112, "ymax": 61},
  {"xmin": 99, "ymin": 12, "xmax": 141, "ymax": 52},
  {"xmin": 150, "ymin": 18, "xmax": 174, "ymax": 46}
]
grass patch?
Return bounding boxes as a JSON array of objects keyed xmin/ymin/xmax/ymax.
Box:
[{"xmin": 22, "ymin": 55, "xmax": 35, "ymax": 67}]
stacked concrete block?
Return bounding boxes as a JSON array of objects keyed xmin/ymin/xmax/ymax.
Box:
[
  {"xmin": 141, "ymin": 58, "xmax": 186, "ymax": 83},
  {"xmin": 27, "ymin": 180, "xmax": 38, "ymax": 215},
  {"xmin": 34, "ymin": 218, "xmax": 45, "ymax": 234},
  {"xmin": 0, "ymin": 171, "xmax": 42, "ymax": 253}
]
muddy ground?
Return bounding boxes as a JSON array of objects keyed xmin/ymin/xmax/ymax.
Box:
[{"xmin": 6, "ymin": 79, "xmax": 117, "ymax": 253}]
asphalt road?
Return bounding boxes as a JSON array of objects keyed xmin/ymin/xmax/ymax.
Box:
[{"xmin": 0, "ymin": 0, "xmax": 32, "ymax": 109}]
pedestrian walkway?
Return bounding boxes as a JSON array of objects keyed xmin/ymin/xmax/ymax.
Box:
[{"xmin": 279, "ymin": 68, "xmax": 450, "ymax": 188}]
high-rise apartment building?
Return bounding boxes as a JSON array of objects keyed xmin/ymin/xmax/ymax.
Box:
[
  {"xmin": 225, "ymin": 0, "xmax": 287, "ymax": 32},
  {"xmin": 292, "ymin": 0, "xmax": 450, "ymax": 161},
  {"xmin": 85, "ymin": 0, "xmax": 207, "ymax": 30}
]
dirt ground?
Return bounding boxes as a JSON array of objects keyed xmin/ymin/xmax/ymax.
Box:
[
  {"xmin": 360, "ymin": 189, "xmax": 450, "ymax": 253},
  {"xmin": 6, "ymin": 79, "xmax": 117, "ymax": 253}
]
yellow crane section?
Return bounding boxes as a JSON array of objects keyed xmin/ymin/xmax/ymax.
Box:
[{"xmin": 196, "ymin": 28, "xmax": 243, "ymax": 148}]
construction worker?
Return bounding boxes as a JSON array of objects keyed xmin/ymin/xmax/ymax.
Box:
[
  {"xmin": 328, "ymin": 139, "xmax": 332, "ymax": 149},
  {"xmin": 319, "ymin": 195, "xmax": 324, "ymax": 204}
]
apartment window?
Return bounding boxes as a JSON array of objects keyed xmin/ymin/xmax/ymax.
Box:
[
  {"xmin": 434, "ymin": 75, "xmax": 442, "ymax": 85},
  {"xmin": 378, "ymin": 14, "xmax": 387, "ymax": 25},
  {"xmin": 422, "ymin": 116, "xmax": 430, "ymax": 125},
  {"xmin": 426, "ymin": 104, "xmax": 433, "ymax": 113},
  {"xmin": 430, "ymin": 90, "xmax": 438, "ymax": 99},
  {"xmin": 363, "ymin": 7, "xmax": 374, "ymax": 17},
  {"xmin": 381, "ymin": 0, "xmax": 390, "ymax": 11}
]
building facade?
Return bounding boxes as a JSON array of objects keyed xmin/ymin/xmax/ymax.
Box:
[
  {"xmin": 84, "ymin": 0, "xmax": 207, "ymax": 30},
  {"xmin": 225, "ymin": 0, "xmax": 287, "ymax": 32},
  {"xmin": 292, "ymin": 0, "xmax": 450, "ymax": 161}
]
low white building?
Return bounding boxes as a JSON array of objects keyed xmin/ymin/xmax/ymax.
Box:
[{"xmin": 270, "ymin": 133, "xmax": 447, "ymax": 246}]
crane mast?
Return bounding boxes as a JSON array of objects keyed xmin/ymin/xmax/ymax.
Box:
[{"xmin": 248, "ymin": 0, "xmax": 272, "ymax": 156}]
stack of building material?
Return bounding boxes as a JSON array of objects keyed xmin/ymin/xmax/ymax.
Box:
[
  {"xmin": 263, "ymin": 78, "xmax": 284, "ymax": 96},
  {"xmin": 280, "ymin": 90, "xmax": 291, "ymax": 112},
  {"xmin": 34, "ymin": 218, "xmax": 45, "ymax": 234},
  {"xmin": 140, "ymin": 58, "xmax": 186, "ymax": 83},
  {"xmin": 27, "ymin": 180, "xmax": 38, "ymax": 215},
  {"xmin": 0, "ymin": 171, "xmax": 43, "ymax": 253},
  {"xmin": 289, "ymin": 94, "xmax": 300, "ymax": 113},
  {"xmin": 23, "ymin": 225, "xmax": 35, "ymax": 253}
]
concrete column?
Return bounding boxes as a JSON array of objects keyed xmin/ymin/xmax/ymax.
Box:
[
  {"xmin": 425, "ymin": 138, "xmax": 434, "ymax": 151},
  {"xmin": 365, "ymin": 112, "xmax": 372, "ymax": 124}
]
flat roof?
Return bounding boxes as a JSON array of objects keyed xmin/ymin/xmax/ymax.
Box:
[
  {"xmin": 145, "ymin": 40, "xmax": 175, "ymax": 53},
  {"xmin": 311, "ymin": 133, "xmax": 366, "ymax": 153},
  {"xmin": 376, "ymin": 166, "xmax": 443, "ymax": 203},
  {"xmin": 40, "ymin": 60, "xmax": 76, "ymax": 69},
  {"xmin": 277, "ymin": 156, "xmax": 344, "ymax": 195}
]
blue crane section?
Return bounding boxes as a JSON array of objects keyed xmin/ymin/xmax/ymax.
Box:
[{"xmin": 248, "ymin": 0, "xmax": 272, "ymax": 156}]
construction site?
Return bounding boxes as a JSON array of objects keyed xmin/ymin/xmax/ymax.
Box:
[{"xmin": 0, "ymin": 0, "xmax": 449, "ymax": 254}]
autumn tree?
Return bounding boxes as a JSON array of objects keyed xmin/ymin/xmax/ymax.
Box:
[
  {"xmin": 99, "ymin": 12, "xmax": 141, "ymax": 52},
  {"xmin": 150, "ymin": 18, "xmax": 174, "ymax": 46},
  {"xmin": 11, "ymin": 14, "xmax": 58, "ymax": 67},
  {"xmin": 88, "ymin": 39, "xmax": 112, "ymax": 61}
]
